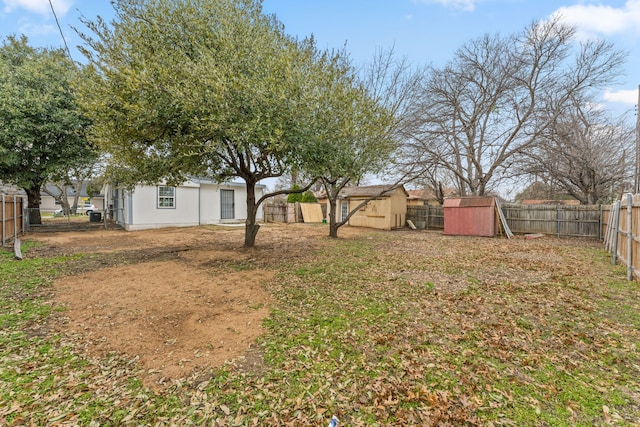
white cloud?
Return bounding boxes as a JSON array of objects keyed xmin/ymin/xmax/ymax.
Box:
[
  {"xmin": 603, "ymin": 87, "xmax": 638, "ymax": 105},
  {"xmin": 416, "ymin": 0, "xmax": 479, "ymax": 12},
  {"xmin": 552, "ymin": 0, "xmax": 640, "ymax": 36},
  {"xmin": 2, "ymin": 0, "xmax": 72, "ymax": 17},
  {"xmin": 16, "ymin": 17, "xmax": 55, "ymax": 36}
]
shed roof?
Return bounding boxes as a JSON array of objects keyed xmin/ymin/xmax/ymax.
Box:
[
  {"xmin": 340, "ymin": 185, "xmax": 408, "ymax": 198},
  {"xmin": 443, "ymin": 196, "xmax": 496, "ymax": 208},
  {"xmin": 407, "ymin": 189, "xmax": 431, "ymax": 200}
]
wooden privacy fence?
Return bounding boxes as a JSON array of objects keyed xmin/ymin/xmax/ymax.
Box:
[
  {"xmin": 264, "ymin": 202, "xmax": 289, "ymax": 223},
  {"xmin": 1, "ymin": 194, "xmax": 24, "ymax": 246},
  {"xmin": 264, "ymin": 202, "xmax": 300, "ymax": 223},
  {"xmin": 406, "ymin": 206, "xmax": 444, "ymax": 230},
  {"xmin": 501, "ymin": 203, "xmax": 603, "ymax": 239},
  {"xmin": 603, "ymin": 194, "xmax": 640, "ymax": 281},
  {"xmin": 406, "ymin": 203, "xmax": 605, "ymax": 238},
  {"xmin": 264, "ymin": 202, "xmax": 327, "ymax": 223}
]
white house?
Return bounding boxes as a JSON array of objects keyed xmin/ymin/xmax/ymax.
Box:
[{"xmin": 104, "ymin": 178, "xmax": 265, "ymax": 231}]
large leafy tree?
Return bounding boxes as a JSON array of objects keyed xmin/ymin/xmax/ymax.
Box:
[
  {"xmin": 404, "ymin": 18, "xmax": 626, "ymax": 197},
  {"xmin": 77, "ymin": 0, "xmax": 315, "ymax": 247},
  {"xmin": 0, "ymin": 36, "xmax": 94, "ymax": 225}
]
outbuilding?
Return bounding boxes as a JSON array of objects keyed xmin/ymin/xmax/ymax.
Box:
[
  {"xmin": 318, "ymin": 185, "xmax": 408, "ymax": 230},
  {"xmin": 443, "ymin": 196, "xmax": 497, "ymax": 237}
]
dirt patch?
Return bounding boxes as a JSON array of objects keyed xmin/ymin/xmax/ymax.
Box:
[
  {"xmin": 55, "ymin": 260, "xmax": 272, "ymax": 387},
  {"xmin": 26, "ymin": 223, "xmax": 366, "ymax": 388}
]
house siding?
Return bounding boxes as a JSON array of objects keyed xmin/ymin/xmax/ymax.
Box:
[
  {"xmin": 346, "ymin": 187, "xmax": 407, "ymax": 230},
  {"xmin": 126, "ymin": 185, "xmax": 200, "ymax": 230},
  {"xmin": 109, "ymin": 181, "xmax": 264, "ymax": 231}
]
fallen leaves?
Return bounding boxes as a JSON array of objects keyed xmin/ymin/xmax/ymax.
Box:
[{"xmin": 2, "ymin": 227, "xmax": 640, "ymax": 425}]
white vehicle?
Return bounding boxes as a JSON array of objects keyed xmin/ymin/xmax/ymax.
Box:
[
  {"xmin": 54, "ymin": 203, "xmax": 97, "ymax": 216},
  {"xmin": 76, "ymin": 204, "xmax": 97, "ymax": 215}
]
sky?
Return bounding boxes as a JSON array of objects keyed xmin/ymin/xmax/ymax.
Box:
[{"xmin": 0, "ymin": 0, "xmax": 638, "ymax": 119}]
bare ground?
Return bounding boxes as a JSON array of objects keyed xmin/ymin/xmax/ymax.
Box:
[
  {"xmin": 25, "ymin": 222, "xmax": 363, "ymax": 388},
  {"xmin": 13, "ymin": 219, "xmax": 640, "ymax": 425}
]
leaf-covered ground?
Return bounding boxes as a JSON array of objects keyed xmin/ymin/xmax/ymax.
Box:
[{"xmin": 1, "ymin": 224, "xmax": 639, "ymax": 426}]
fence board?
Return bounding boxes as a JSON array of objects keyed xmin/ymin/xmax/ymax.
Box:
[
  {"xmin": 613, "ymin": 194, "xmax": 640, "ymax": 280},
  {"xmin": 264, "ymin": 202, "xmax": 288, "ymax": 223},
  {"xmin": 407, "ymin": 203, "xmax": 604, "ymax": 238},
  {"xmin": 406, "ymin": 206, "xmax": 444, "ymax": 230},
  {"xmin": 1, "ymin": 194, "xmax": 24, "ymax": 246},
  {"xmin": 264, "ymin": 202, "xmax": 317, "ymax": 223},
  {"xmin": 501, "ymin": 203, "xmax": 601, "ymax": 238}
]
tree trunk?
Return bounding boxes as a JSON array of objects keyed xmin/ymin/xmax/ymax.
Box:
[
  {"xmin": 55, "ymin": 194, "xmax": 71, "ymax": 215},
  {"xmin": 72, "ymin": 180, "xmax": 83, "ymax": 211},
  {"xmin": 244, "ymin": 180, "xmax": 260, "ymax": 248},
  {"xmin": 25, "ymin": 185, "xmax": 42, "ymax": 225},
  {"xmin": 436, "ymin": 181, "xmax": 445, "ymax": 205},
  {"xmin": 244, "ymin": 220, "xmax": 260, "ymax": 247},
  {"xmin": 328, "ymin": 197, "xmax": 339, "ymax": 238}
]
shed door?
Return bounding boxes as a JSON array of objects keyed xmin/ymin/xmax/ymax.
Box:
[{"xmin": 220, "ymin": 189, "xmax": 235, "ymax": 220}]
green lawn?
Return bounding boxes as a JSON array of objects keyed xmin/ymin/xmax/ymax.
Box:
[{"xmin": 1, "ymin": 229, "xmax": 639, "ymax": 426}]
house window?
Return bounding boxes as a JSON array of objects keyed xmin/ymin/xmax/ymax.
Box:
[
  {"xmin": 341, "ymin": 201, "xmax": 348, "ymax": 222},
  {"xmin": 158, "ymin": 186, "xmax": 176, "ymax": 208}
]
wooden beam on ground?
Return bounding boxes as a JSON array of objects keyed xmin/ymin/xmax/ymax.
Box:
[{"xmin": 14, "ymin": 237, "xmax": 22, "ymax": 260}]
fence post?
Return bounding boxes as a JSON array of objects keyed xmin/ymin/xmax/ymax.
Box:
[
  {"xmin": 13, "ymin": 195, "xmax": 17, "ymax": 242},
  {"xmin": 556, "ymin": 204, "xmax": 561, "ymax": 238},
  {"xmin": 613, "ymin": 201, "xmax": 620, "ymax": 265},
  {"xmin": 599, "ymin": 204, "xmax": 603, "ymax": 241},
  {"xmin": 425, "ymin": 205, "xmax": 430, "ymax": 230},
  {"xmin": 1, "ymin": 192, "xmax": 5, "ymax": 246},
  {"xmin": 627, "ymin": 193, "xmax": 633, "ymax": 281}
]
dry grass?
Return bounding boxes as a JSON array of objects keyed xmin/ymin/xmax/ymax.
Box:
[{"xmin": 1, "ymin": 225, "xmax": 639, "ymax": 426}]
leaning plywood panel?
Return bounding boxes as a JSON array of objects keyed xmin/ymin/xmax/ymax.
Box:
[{"xmin": 300, "ymin": 203, "xmax": 324, "ymax": 223}]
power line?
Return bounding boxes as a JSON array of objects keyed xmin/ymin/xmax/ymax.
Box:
[{"xmin": 48, "ymin": 0, "xmax": 72, "ymax": 60}]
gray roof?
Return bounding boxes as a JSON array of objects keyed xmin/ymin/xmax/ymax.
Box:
[
  {"xmin": 43, "ymin": 182, "xmax": 96, "ymax": 198},
  {"xmin": 339, "ymin": 185, "xmax": 407, "ymax": 198},
  {"xmin": 188, "ymin": 177, "xmax": 267, "ymax": 189},
  {"xmin": 0, "ymin": 183, "xmax": 25, "ymax": 195}
]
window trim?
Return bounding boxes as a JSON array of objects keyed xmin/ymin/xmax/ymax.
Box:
[
  {"xmin": 340, "ymin": 200, "xmax": 348, "ymax": 222},
  {"xmin": 157, "ymin": 186, "xmax": 176, "ymax": 209}
]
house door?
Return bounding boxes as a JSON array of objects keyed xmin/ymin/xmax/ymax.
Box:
[{"xmin": 220, "ymin": 189, "xmax": 235, "ymax": 220}]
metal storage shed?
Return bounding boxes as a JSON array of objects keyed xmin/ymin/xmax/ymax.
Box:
[{"xmin": 443, "ymin": 196, "xmax": 497, "ymax": 237}]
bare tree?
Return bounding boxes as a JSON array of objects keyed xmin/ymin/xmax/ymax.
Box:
[
  {"xmin": 403, "ymin": 17, "xmax": 626, "ymax": 197},
  {"xmin": 42, "ymin": 156, "xmax": 103, "ymax": 215},
  {"xmin": 299, "ymin": 47, "xmax": 428, "ymax": 238},
  {"xmin": 522, "ymin": 98, "xmax": 633, "ymax": 204}
]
